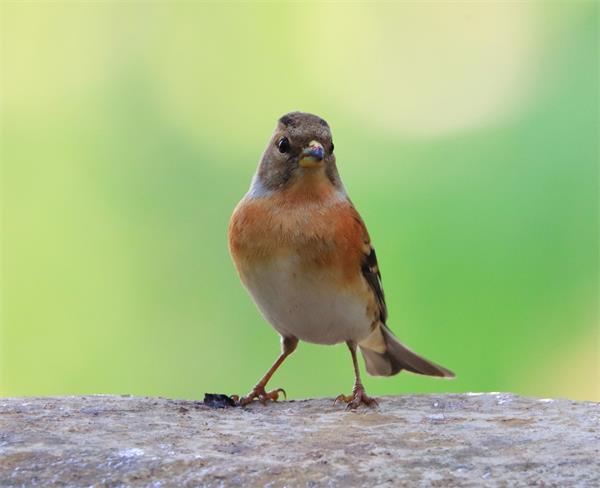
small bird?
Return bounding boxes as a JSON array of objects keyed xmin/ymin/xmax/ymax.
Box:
[{"xmin": 228, "ymin": 112, "xmax": 454, "ymax": 408}]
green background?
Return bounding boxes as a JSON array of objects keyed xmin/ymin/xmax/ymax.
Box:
[{"xmin": 2, "ymin": 2, "xmax": 598, "ymax": 401}]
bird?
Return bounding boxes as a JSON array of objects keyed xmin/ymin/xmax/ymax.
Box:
[{"xmin": 228, "ymin": 111, "xmax": 454, "ymax": 409}]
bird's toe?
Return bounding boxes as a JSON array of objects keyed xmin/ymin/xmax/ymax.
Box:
[{"xmin": 238, "ymin": 386, "xmax": 286, "ymax": 406}]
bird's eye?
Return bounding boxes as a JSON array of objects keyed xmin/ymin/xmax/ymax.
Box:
[{"xmin": 278, "ymin": 137, "xmax": 290, "ymax": 153}]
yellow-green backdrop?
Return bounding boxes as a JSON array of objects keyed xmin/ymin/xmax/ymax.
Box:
[{"xmin": 2, "ymin": 2, "xmax": 598, "ymax": 401}]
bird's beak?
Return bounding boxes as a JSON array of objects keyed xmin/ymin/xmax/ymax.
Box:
[{"xmin": 299, "ymin": 141, "xmax": 324, "ymax": 168}]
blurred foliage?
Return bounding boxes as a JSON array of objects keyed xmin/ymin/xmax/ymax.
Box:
[{"xmin": 1, "ymin": 2, "xmax": 598, "ymax": 400}]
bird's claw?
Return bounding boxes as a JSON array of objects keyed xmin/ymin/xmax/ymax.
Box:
[
  {"xmin": 334, "ymin": 387, "xmax": 378, "ymax": 410},
  {"xmin": 333, "ymin": 394, "xmax": 353, "ymax": 405},
  {"xmin": 237, "ymin": 386, "xmax": 286, "ymax": 406}
]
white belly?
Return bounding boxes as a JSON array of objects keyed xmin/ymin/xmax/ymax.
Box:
[{"xmin": 242, "ymin": 255, "xmax": 372, "ymax": 345}]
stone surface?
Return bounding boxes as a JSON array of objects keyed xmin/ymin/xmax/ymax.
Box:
[{"xmin": 1, "ymin": 393, "xmax": 599, "ymax": 487}]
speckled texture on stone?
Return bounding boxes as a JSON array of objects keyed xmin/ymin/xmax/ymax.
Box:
[{"xmin": 1, "ymin": 394, "xmax": 599, "ymax": 487}]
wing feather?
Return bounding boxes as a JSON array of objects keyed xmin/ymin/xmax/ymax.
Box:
[
  {"xmin": 361, "ymin": 246, "xmax": 387, "ymax": 324},
  {"xmin": 349, "ymin": 208, "xmax": 388, "ymax": 325}
]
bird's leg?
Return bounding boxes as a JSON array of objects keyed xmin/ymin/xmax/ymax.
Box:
[
  {"xmin": 335, "ymin": 341, "xmax": 379, "ymax": 410},
  {"xmin": 235, "ymin": 336, "xmax": 298, "ymax": 406}
]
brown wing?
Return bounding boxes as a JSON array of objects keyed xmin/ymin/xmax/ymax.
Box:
[
  {"xmin": 348, "ymin": 207, "xmax": 388, "ymax": 325},
  {"xmin": 361, "ymin": 245, "xmax": 387, "ymax": 324}
]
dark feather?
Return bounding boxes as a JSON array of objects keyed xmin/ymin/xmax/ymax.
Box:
[{"xmin": 361, "ymin": 246, "xmax": 388, "ymax": 324}]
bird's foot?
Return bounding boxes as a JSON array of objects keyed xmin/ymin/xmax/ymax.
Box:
[
  {"xmin": 233, "ymin": 386, "xmax": 286, "ymax": 406},
  {"xmin": 334, "ymin": 385, "xmax": 379, "ymax": 410}
]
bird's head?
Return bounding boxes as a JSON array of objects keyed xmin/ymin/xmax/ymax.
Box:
[{"xmin": 254, "ymin": 112, "xmax": 342, "ymax": 194}]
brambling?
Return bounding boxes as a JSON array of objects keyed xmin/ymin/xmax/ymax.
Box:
[{"xmin": 228, "ymin": 112, "xmax": 454, "ymax": 409}]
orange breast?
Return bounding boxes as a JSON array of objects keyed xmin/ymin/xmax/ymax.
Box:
[{"xmin": 228, "ymin": 187, "xmax": 368, "ymax": 289}]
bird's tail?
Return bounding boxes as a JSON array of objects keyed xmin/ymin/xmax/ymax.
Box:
[{"xmin": 358, "ymin": 324, "xmax": 455, "ymax": 378}]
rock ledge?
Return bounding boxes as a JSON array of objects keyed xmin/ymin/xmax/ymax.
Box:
[{"xmin": 1, "ymin": 394, "xmax": 599, "ymax": 486}]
